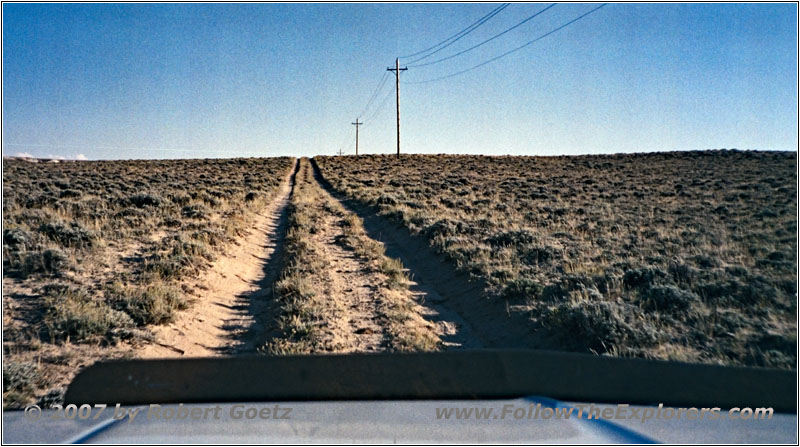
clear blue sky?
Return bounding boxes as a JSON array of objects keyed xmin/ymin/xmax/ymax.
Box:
[{"xmin": 2, "ymin": 3, "xmax": 797, "ymax": 160}]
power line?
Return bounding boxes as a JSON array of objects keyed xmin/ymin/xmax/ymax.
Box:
[
  {"xmin": 409, "ymin": 3, "xmax": 508, "ymax": 64},
  {"xmin": 408, "ymin": 3, "xmax": 556, "ymax": 68},
  {"xmin": 337, "ymin": 130, "xmax": 352, "ymax": 149},
  {"xmin": 336, "ymin": 134, "xmax": 355, "ymax": 155},
  {"xmin": 343, "ymin": 72, "xmax": 392, "ymax": 155},
  {"xmin": 387, "ymin": 59, "xmax": 408, "ymax": 159},
  {"xmin": 362, "ymin": 86, "xmax": 395, "ymax": 124},
  {"xmin": 338, "ymin": 72, "xmax": 389, "ymax": 156},
  {"xmin": 405, "ymin": 3, "xmax": 608, "ymax": 85},
  {"xmin": 351, "ymin": 119, "xmax": 362, "ymax": 156},
  {"xmin": 402, "ymin": 3, "xmax": 510, "ymax": 66},
  {"xmin": 344, "ymin": 137, "xmax": 355, "ymax": 153},
  {"xmin": 334, "ymin": 130, "xmax": 353, "ymax": 155},
  {"xmin": 400, "ymin": 4, "xmax": 508, "ymax": 59},
  {"xmin": 357, "ymin": 72, "xmax": 390, "ymax": 119}
]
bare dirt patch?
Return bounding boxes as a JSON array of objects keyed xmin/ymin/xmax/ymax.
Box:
[
  {"xmin": 3, "ymin": 157, "xmax": 294, "ymax": 408},
  {"xmin": 310, "ymin": 159, "xmax": 535, "ymax": 350},
  {"xmin": 139, "ymin": 160, "xmax": 300, "ymax": 358},
  {"xmin": 314, "ymin": 151, "xmax": 797, "ymax": 368},
  {"xmin": 266, "ymin": 159, "xmax": 441, "ymax": 354}
]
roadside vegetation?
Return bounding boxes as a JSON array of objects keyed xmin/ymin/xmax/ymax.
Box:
[
  {"xmin": 3, "ymin": 156, "xmax": 294, "ymax": 407},
  {"xmin": 4, "ymin": 150, "xmax": 794, "ymax": 407},
  {"xmin": 315, "ymin": 150, "xmax": 797, "ymax": 369},
  {"xmin": 266, "ymin": 159, "xmax": 441, "ymax": 354}
]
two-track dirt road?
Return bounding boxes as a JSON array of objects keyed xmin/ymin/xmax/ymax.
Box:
[
  {"xmin": 140, "ymin": 157, "xmax": 539, "ymax": 358},
  {"xmin": 139, "ymin": 160, "xmax": 299, "ymax": 357}
]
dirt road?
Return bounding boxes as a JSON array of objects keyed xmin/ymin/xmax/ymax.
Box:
[
  {"xmin": 139, "ymin": 160, "xmax": 299, "ymax": 357},
  {"xmin": 141, "ymin": 157, "xmax": 511, "ymax": 357}
]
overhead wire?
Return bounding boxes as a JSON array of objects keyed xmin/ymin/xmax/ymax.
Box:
[
  {"xmin": 344, "ymin": 136, "xmax": 355, "ymax": 153},
  {"xmin": 407, "ymin": 3, "xmax": 556, "ymax": 68},
  {"xmin": 340, "ymin": 71, "xmax": 389, "ymax": 153},
  {"xmin": 340, "ymin": 3, "xmax": 607, "ymax": 155},
  {"xmin": 362, "ymin": 86, "xmax": 395, "ymax": 125},
  {"xmin": 399, "ymin": 3, "xmax": 510, "ymax": 64},
  {"xmin": 334, "ymin": 129, "xmax": 354, "ymax": 154},
  {"xmin": 405, "ymin": 4, "xmax": 608, "ymax": 85},
  {"xmin": 357, "ymin": 72, "xmax": 391, "ymax": 119}
]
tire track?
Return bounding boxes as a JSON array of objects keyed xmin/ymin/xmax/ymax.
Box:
[
  {"xmin": 265, "ymin": 159, "xmax": 441, "ymax": 354},
  {"xmin": 309, "ymin": 158, "xmax": 542, "ymax": 349},
  {"xmin": 139, "ymin": 159, "xmax": 299, "ymax": 358},
  {"xmin": 219, "ymin": 159, "xmax": 300, "ymax": 354}
]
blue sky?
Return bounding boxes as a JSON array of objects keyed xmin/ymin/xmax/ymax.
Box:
[{"xmin": 2, "ymin": 3, "xmax": 797, "ymax": 160}]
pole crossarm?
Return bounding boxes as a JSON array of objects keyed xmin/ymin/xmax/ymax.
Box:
[
  {"xmin": 351, "ymin": 119, "xmax": 362, "ymax": 156},
  {"xmin": 387, "ymin": 58, "xmax": 408, "ymax": 159}
]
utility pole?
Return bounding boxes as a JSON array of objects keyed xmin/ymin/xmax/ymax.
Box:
[
  {"xmin": 387, "ymin": 58, "xmax": 407, "ymax": 159},
  {"xmin": 336, "ymin": 148, "xmax": 344, "ymax": 156},
  {"xmin": 351, "ymin": 119, "xmax": 362, "ymax": 156}
]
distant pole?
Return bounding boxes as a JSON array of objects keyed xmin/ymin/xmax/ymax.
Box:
[
  {"xmin": 337, "ymin": 148, "xmax": 344, "ymax": 156},
  {"xmin": 351, "ymin": 119, "xmax": 362, "ymax": 156},
  {"xmin": 387, "ymin": 58, "xmax": 407, "ymax": 159}
]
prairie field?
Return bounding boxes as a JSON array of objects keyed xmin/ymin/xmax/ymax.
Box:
[
  {"xmin": 315, "ymin": 150, "xmax": 797, "ymax": 368},
  {"xmin": 2, "ymin": 150, "xmax": 797, "ymax": 409},
  {"xmin": 265, "ymin": 159, "xmax": 440, "ymax": 355},
  {"xmin": 2, "ymin": 157, "xmax": 293, "ymax": 406}
]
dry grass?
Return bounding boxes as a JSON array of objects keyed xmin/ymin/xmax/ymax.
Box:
[
  {"xmin": 266, "ymin": 159, "xmax": 440, "ymax": 354},
  {"xmin": 2, "ymin": 156, "xmax": 294, "ymax": 407},
  {"xmin": 337, "ymin": 207, "xmax": 440, "ymax": 352},
  {"xmin": 315, "ymin": 150, "xmax": 797, "ymax": 369}
]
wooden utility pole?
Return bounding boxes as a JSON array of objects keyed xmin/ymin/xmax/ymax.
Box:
[
  {"xmin": 387, "ymin": 58, "xmax": 407, "ymax": 159},
  {"xmin": 337, "ymin": 148, "xmax": 344, "ymax": 156},
  {"xmin": 351, "ymin": 119, "xmax": 362, "ymax": 156}
]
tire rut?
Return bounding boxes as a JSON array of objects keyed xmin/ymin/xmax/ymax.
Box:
[
  {"xmin": 309, "ymin": 158, "xmax": 542, "ymax": 350},
  {"xmin": 310, "ymin": 188, "xmax": 386, "ymax": 352},
  {"xmin": 280, "ymin": 159, "xmax": 389, "ymax": 353},
  {"xmin": 139, "ymin": 159, "xmax": 300, "ymax": 358},
  {"xmin": 220, "ymin": 159, "xmax": 301, "ymax": 354}
]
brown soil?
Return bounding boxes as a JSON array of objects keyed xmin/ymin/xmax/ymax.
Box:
[
  {"xmin": 309, "ymin": 159, "xmax": 543, "ymax": 350},
  {"xmin": 298, "ymin": 181, "xmax": 387, "ymax": 352},
  {"xmin": 155, "ymin": 156, "xmax": 509, "ymax": 355},
  {"xmin": 288, "ymin": 159, "xmax": 423, "ymax": 352},
  {"xmin": 138, "ymin": 160, "xmax": 299, "ymax": 358}
]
